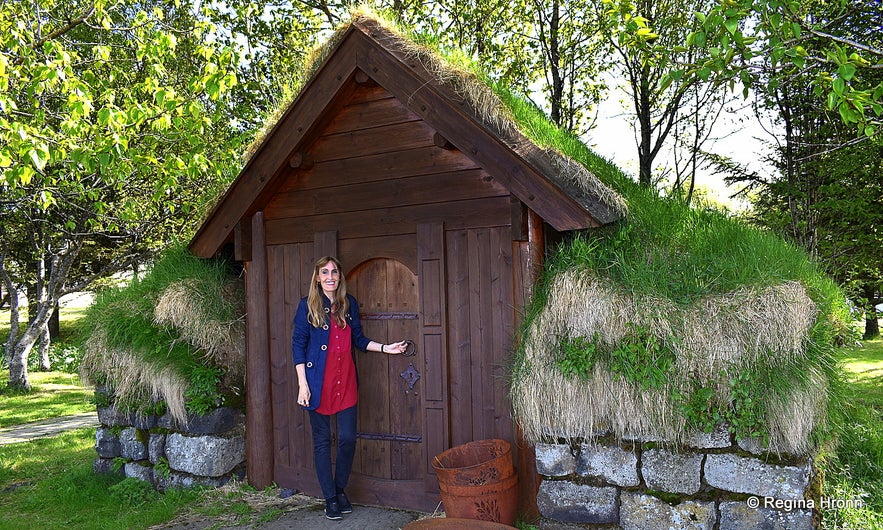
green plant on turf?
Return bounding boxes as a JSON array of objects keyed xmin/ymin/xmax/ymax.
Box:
[
  {"xmin": 554, "ymin": 334, "xmax": 599, "ymax": 380},
  {"xmin": 184, "ymin": 364, "xmax": 225, "ymax": 416},
  {"xmin": 818, "ymin": 338, "xmax": 883, "ymax": 529},
  {"xmin": 80, "ymin": 242, "xmax": 244, "ymax": 420},
  {"xmin": 0, "ymin": 428, "xmax": 203, "ymax": 530},
  {"xmin": 607, "ymin": 324, "xmax": 676, "ymax": 391}
]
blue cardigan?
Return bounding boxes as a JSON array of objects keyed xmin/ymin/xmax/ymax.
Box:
[{"xmin": 291, "ymin": 294, "xmax": 371, "ymax": 411}]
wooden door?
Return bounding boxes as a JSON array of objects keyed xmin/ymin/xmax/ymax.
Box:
[{"xmin": 344, "ymin": 257, "xmax": 428, "ymax": 507}]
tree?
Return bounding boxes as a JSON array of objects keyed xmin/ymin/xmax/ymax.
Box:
[
  {"xmin": 530, "ymin": 0, "xmax": 609, "ymax": 134},
  {"xmin": 597, "ymin": 0, "xmax": 727, "ymax": 188},
  {"xmin": 718, "ymin": 0, "xmax": 883, "ymax": 338},
  {"xmin": 684, "ymin": 0, "xmax": 883, "ymax": 139},
  {"xmin": 0, "ymin": 0, "xmax": 243, "ymax": 390}
]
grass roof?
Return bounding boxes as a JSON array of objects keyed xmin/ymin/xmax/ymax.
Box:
[
  {"xmin": 497, "ymin": 61, "xmax": 852, "ymax": 455},
  {"xmin": 316, "ymin": 9, "xmax": 854, "ymax": 454},
  {"xmin": 80, "ymin": 244, "xmax": 245, "ymax": 421}
]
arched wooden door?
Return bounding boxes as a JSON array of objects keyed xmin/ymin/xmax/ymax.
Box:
[{"xmin": 345, "ymin": 258, "xmax": 427, "ymax": 506}]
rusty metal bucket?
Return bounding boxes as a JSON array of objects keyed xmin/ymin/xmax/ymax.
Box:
[
  {"xmin": 432, "ymin": 439, "xmax": 514, "ymax": 486},
  {"xmin": 432, "ymin": 439, "xmax": 518, "ymax": 525}
]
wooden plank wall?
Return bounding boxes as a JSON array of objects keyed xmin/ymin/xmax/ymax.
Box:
[
  {"xmin": 263, "ymin": 80, "xmax": 521, "ymax": 506},
  {"xmin": 266, "ymin": 242, "xmax": 315, "ymax": 477},
  {"xmin": 446, "ymin": 226, "xmax": 515, "ymax": 446},
  {"xmin": 262, "ymin": 84, "xmax": 511, "ymax": 244}
]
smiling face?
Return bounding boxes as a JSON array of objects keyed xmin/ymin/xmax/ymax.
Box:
[{"xmin": 316, "ymin": 259, "xmax": 341, "ymax": 299}]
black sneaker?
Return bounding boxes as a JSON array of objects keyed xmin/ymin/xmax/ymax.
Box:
[
  {"xmin": 324, "ymin": 499, "xmax": 343, "ymax": 520},
  {"xmin": 337, "ymin": 492, "xmax": 353, "ymax": 514}
]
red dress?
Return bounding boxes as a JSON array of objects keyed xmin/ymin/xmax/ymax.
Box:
[{"xmin": 315, "ymin": 317, "xmax": 358, "ymax": 415}]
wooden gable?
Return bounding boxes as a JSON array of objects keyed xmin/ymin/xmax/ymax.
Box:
[{"xmin": 190, "ymin": 18, "xmax": 621, "ymax": 258}]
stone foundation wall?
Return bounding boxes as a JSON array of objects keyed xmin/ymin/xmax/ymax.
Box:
[
  {"xmin": 93, "ymin": 405, "xmax": 246, "ymax": 490},
  {"xmin": 535, "ymin": 425, "xmax": 817, "ymax": 530}
]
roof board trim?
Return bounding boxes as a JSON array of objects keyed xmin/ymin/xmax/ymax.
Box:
[{"xmin": 190, "ymin": 19, "xmax": 624, "ymax": 258}]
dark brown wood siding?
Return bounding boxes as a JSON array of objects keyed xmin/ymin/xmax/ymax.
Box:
[
  {"xmin": 446, "ymin": 227, "xmax": 515, "ymax": 447},
  {"xmin": 261, "ymin": 81, "xmax": 522, "ymax": 512}
]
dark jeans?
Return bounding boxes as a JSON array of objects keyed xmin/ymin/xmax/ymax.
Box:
[{"xmin": 308, "ymin": 405, "xmax": 357, "ymax": 500}]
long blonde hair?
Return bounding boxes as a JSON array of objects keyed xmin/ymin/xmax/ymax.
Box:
[{"xmin": 306, "ymin": 256, "xmax": 349, "ymax": 328}]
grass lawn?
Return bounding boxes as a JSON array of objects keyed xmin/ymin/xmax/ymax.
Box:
[
  {"xmin": 0, "ymin": 370, "xmax": 94, "ymax": 428},
  {"xmin": 0, "ymin": 428, "xmax": 203, "ymax": 530},
  {"xmin": 1, "ymin": 301, "xmax": 95, "ymax": 428},
  {"xmin": 821, "ymin": 337, "xmax": 883, "ymax": 529}
]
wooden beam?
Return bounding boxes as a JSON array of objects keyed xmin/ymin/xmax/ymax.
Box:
[
  {"xmin": 511, "ymin": 196, "xmax": 528, "ymax": 242},
  {"xmin": 354, "ymin": 69, "xmax": 374, "ymax": 85},
  {"xmin": 245, "ymin": 211, "xmax": 274, "ymax": 489},
  {"xmin": 234, "ymin": 218, "xmax": 252, "ymax": 262},
  {"xmin": 515, "ymin": 207, "xmax": 544, "ymax": 522},
  {"xmin": 288, "ymin": 152, "xmax": 314, "ymax": 170},
  {"xmin": 189, "ymin": 26, "xmax": 363, "ymax": 258},
  {"xmin": 433, "ymin": 131, "xmax": 455, "ymax": 150}
]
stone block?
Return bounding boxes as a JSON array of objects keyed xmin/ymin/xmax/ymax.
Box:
[
  {"xmin": 642, "ymin": 448, "xmax": 703, "ymax": 495},
  {"xmin": 719, "ymin": 501, "xmax": 814, "ymax": 530},
  {"xmin": 736, "ymin": 437, "xmax": 767, "ymax": 455},
  {"xmin": 97, "ymin": 405, "xmax": 130, "ymax": 427},
  {"xmin": 148, "ymin": 433, "xmax": 167, "ymax": 465},
  {"xmin": 157, "ymin": 407, "xmax": 243, "ymax": 435},
  {"xmin": 124, "ymin": 461, "xmax": 154, "ymax": 483},
  {"xmin": 537, "ymin": 520, "xmax": 587, "ymax": 530},
  {"xmin": 704, "ymin": 454, "xmax": 810, "ymax": 500},
  {"xmin": 95, "ymin": 427, "xmax": 121, "ymax": 458},
  {"xmin": 93, "ymin": 457, "xmax": 124, "ymax": 476},
  {"xmin": 165, "ymin": 426, "xmax": 245, "ymax": 477},
  {"xmin": 622, "ymin": 431, "xmax": 665, "ymax": 444},
  {"xmin": 119, "ymin": 427, "xmax": 148, "ymax": 461},
  {"xmin": 128, "ymin": 412, "xmax": 157, "ymax": 430},
  {"xmin": 577, "ymin": 443, "xmax": 640, "ymax": 487},
  {"xmin": 536, "ymin": 443, "xmax": 577, "ymax": 477},
  {"xmin": 685, "ymin": 423, "xmax": 731, "ymax": 449},
  {"xmin": 620, "ymin": 492, "xmax": 717, "ymax": 530},
  {"xmin": 537, "ymin": 480, "xmax": 618, "ymax": 524},
  {"xmin": 154, "ymin": 470, "xmax": 231, "ymax": 492}
]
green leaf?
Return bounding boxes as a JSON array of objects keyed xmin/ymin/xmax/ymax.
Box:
[
  {"xmin": 724, "ymin": 18, "xmax": 738, "ymax": 34},
  {"xmin": 833, "ymin": 77, "xmax": 846, "ymax": 95},
  {"xmin": 18, "ymin": 165, "xmax": 35, "ymax": 185},
  {"xmin": 838, "ymin": 104, "xmax": 856, "ymax": 124},
  {"xmin": 838, "ymin": 63, "xmax": 856, "ymax": 81},
  {"xmin": 98, "ymin": 107, "xmax": 112, "ymax": 126},
  {"xmin": 28, "ymin": 148, "xmax": 46, "ymax": 171}
]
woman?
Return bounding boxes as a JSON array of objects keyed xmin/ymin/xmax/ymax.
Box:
[{"xmin": 291, "ymin": 256, "xmax": 407, "ymax": 520}]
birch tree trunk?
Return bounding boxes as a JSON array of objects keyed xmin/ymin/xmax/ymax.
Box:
[{"xmin": 6, "ymin": 244, "xmax": 78, "ymax": 391}]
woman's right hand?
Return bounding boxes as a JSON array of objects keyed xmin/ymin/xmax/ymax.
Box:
[{"xmin": 297, "ymin": 385, "xmax": 311, "ymax": 407}]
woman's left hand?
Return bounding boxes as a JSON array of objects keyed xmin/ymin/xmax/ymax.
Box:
[{"xmin": 383, "ymin": 340, "xmax": 409, "ymax": 354}]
